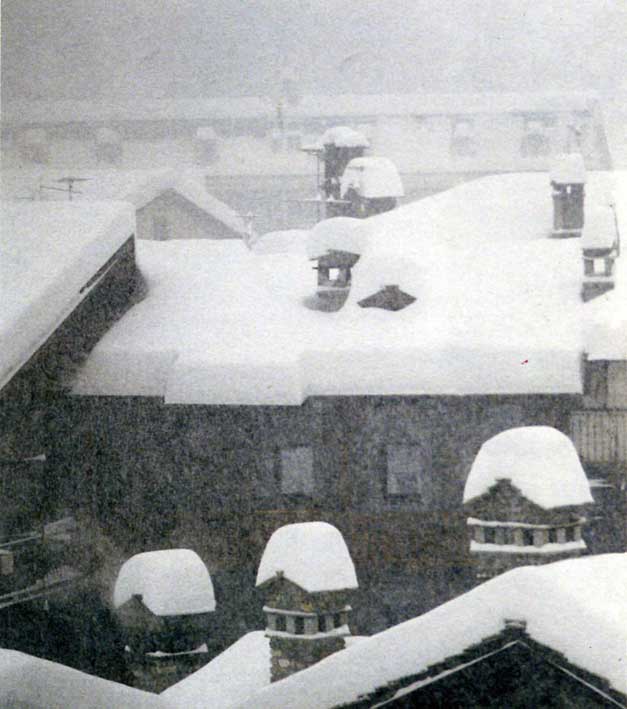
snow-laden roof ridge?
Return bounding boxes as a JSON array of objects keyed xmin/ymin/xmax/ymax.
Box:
[
  {"xmin": 256, "ymin": 522, "xmax": 358, "ymax": 593},
  {"xmin": 235, "ymin": 554, "xmax": 627, "ymax": 709},
  {"xmin": 463, "ymin": 426, "xmax": 593, "ymax": 509}
]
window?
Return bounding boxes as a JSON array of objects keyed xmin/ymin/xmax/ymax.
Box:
[
  {"xmin": 294, "ymin": 616, "xmax": 305, "ymax": 635},
  {"xmin": 318, "ymin": 615, "xmax": 326, "ymax": 633},
  {"xmin": 276, "ymin": 615, "xmax": 286, "ymax": 632},
  {"xmin": 280, "ymin": 447, "xmax": 314, "ymax": 495},
  {"xmin": 386, "ymin": 445, "xmax": 426, "ymax": 498}
]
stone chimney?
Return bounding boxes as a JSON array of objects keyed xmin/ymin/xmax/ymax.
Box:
[
  {"xmin": 256, "ymin": 522, "xmax": 359, "ymax": 682},
  {"xmin": 581, "ymin": 206, "xmax": 618, "ymax": 302},
  {"xmin": 550, "ymin": 153, "xmax": 586, "ymax": 237},
  {"xmin": 463, "ymin": 427, "xmax": 593, "ymax": 581}
]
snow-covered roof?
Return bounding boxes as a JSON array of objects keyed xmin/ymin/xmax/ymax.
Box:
[
  {"xmin": 76, "ymin": 169, "xmax": 247, "ymax": 236},
  {"xmin": 463, "ymin": 426, "xmax": 593, "ymax": 509},
  {"xmin": 2, "ymin": 91, "xmax": 597, "ymax": 126},
  {"xmin": 72, "ymin": 171, "xmax": 621, "ymax": 404},
  {"xmin": 0, "ymin": 200, "xmax": 135, "ymax": 391},
  {"xmin": 256, "ymin": 522, "xmax": 358, "ymax": 593},
  {"xmin": 0, "ymin": 649, "xmax": 172, "ymax": 709},
  {"xmin": 161, "ymin": 631, "xmax": 270, "ymax": 709},
  {"xmin": 237, "ymin": 554, "xmax": 627, "ymax": 708},
  {"xmin": 320, "ymin": 126, "xmax": 369, "ymax": 149},
  {"xmin": 550, "ymin": 153, "xmax": 586, "ymax": 184},
  {"xmin": 306, "ymin": 217, "xmax": 365, "ymax": 259},
  {"xmin": 0, "ymin": 169, "xmax": 247, "ymax": 237},
  {"xmin": 113, "ymin": 549, "xmax": 216, "ymax": 616},
  {"xmin": 340, "ymin": 157, "xmax": 404, "ymax": 199}
]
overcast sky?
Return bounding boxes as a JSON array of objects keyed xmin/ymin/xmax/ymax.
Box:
[{"xmin": 2, "ymin": 0, "xmax": 626, "ymax": 102}]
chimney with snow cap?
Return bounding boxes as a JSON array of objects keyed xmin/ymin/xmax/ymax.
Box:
[
  {"xmin": 256, "ymin": 522, "xmax": 359, "ymax": 682},
  {"xmin": 463, "ymin": 427, "xmax": 593, "ymax": 580},
  {"xmin": 550, "ymin": 153, "xmax": 586, "ymax": 237},
  {"xmin": 581, "ymin": 205, "xmax": 618, "ymax": 302}
]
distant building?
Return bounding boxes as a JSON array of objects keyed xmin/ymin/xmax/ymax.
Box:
[{"xmin": 0, "ymin": 92, "xmax": 612, "ymax": 176}]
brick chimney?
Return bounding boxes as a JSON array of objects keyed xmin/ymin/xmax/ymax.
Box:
[{"xmin": 550, "ymin": 153, "xmax": 586, "ymax": 237}]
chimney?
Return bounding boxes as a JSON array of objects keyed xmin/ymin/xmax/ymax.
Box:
[
  {"xmin": 320, "ymin": 127, "xmax": 369, "ymax": 204},
  {"xmin": 256, "ymin": 522, "xmax": 359, "ymax": 683},
  {"xmin": 581, "ymin": 206, "xmax": 618, "ymax": 302},
  {"xmin": 550, "ymin": 153, "xmax": 586, "ymax": 237}
]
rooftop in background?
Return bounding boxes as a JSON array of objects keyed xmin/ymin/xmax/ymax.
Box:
[
  {"xmin": 463, "ymin": 426, "xmax": 593, "ymax": 508},
  {"xmin": 71, "ymin": 170, "xmax": 623, "ymax": 405},
  {"xmin": 237, "ymin": 553, "xmax": 627, "ymax": 709},
  {"xmin": 1, "ymin": 91, "xmax": 600, "ymax": 126},
  {"xmin": 0, "ymin": 200, "xmax": 135, "ymax": 391}
]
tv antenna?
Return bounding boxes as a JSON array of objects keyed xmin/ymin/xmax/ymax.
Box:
[{"xmin": 39, "ymin": 176, "xmax": 91, "ymax": 201}]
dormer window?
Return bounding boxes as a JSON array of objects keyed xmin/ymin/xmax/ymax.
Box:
[{"xmin": 358, "ymin": 285, "xmax": 416, "ymax": 312}]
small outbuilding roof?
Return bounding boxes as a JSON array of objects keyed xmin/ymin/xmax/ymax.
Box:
[
  {"xmin": 113, "ymin": 549, "xmax": 216, "ymax": 616},
  {"xmin": 256, "ymin": 522, "xmax": 358, "ymax": 593},
  {"xmin": 463, "ymin": 426, "xmax": 593, "ymax": 509}
]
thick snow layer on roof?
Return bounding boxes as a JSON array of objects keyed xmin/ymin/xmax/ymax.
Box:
[
  {"xmin": 463, "ymin": 426, "xmax": 593, "ymax": 508},
  {"xmin": 256, "ymin": 522, "xmax": 358, "ymax": 592},
  {"xmin": 550, "ymin": 153, "xmax": 586, "ymax": 184},
  {"xmin": 0, "ymin": 200, "xmax": 135, "ymax": 390},
  {"xmin": 581, "ymin": 206, "xmax": 618, "ymax": 250},
  {"xmin": 320, "ymin": 126, "xmax": 369, "ymax": 148},
  {"xmin": 250, "ymin": 229, "xmax": 309, "ymax": 255},
  {"xmin": 306, "ymin": 217, "xmax": 365, "ymax": 259},
  {"xmin": 0, "ymin": 169, "xmax": 246, "ymax": 236},
  {"xmin": 113, "ymin": 549, "xmax": 216, "ymax": 616},
  {"xmin": 162, "ymin": 631, "xmax": 270, "ymax": 709},
  {"xmin": 73, "ymin": 172, "xmax": 618, "ymax": 403},
  {"xmin": 340, "ymin": 157, "xmax": 404, "ymax": 199},
  {"xmin": 0, "ymin": 649, "xmax": 171, "ymax": 709},
  {"xmin": 238, "ymin": 554, "xmax": 627, "ymax": 708},
  {"xmin": 3, "ymin": 92, "xmax": 597, "ymax": 125}
]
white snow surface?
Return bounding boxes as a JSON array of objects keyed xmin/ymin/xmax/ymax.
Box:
[
  {"xmin": 0, "ymin": 649, "xmax": 171, "ymax": 708},
  {"xmin": 470, "ymin": 540, "xmax": 587, "ymax": 554},
  {"xmin": 162, "ymin": 631, "xmax": 271, "ymax": 709},
  {"xmin": 256, "ymin": 522, "xmax": 358, "ymax": 592},
  {"xmin": 237, "ymin": 554, "xmax": 627, "ymax": 708},
  {"xmin": 340, "ymin": 157, "xmax": 405, "ymax": 198},
  {"xmin": 463, "ymin": 426, "xmax": 593, "ymax": 508},
  {"xmin": 0, "ymin": 168, "xmax": 247, "ymax": 236},
  {"xmin": 72, "ymin": 171, "xmax": 621, "ymax": 404},
  {"xmin": 584, "ymin": 171, "xmax": 627, "ymax": 360},
  {"xmin": 320, "ymin": 126, "xmax": 369, "ymax": 148},
  {"xmin": 113, "ymin": 549, "xmax": 216, "ymax": 616},
  {"xmin": 0, "ymin": 200, "xmax": 135, "ymax": 390},
  {"xmin": 550, "ymin": 153, "xmax": 586, "ymax": 184}
]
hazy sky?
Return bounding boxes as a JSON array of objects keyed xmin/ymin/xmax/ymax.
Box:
[{"xmin": 2, "ymin": 0, "xmax": 626, "ymax": 101}]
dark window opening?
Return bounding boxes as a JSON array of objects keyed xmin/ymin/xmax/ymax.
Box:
[
  {"xmin": 565, "ymin": 526, "xmax": 576, "ymax": 542},
  {"xmin": 276, "ymin": 615, "xmax": 286, "ymax": 632},
  {"xmin": 483, "ymin": 527, "xmax": 496, "ymax": 544},
  {"xmin": 333, "ymin": 613, "xmax": 342, "ymax": 628},
  {"xmin": 318, "ymin": 615, "xmax": 326, "ymax": 633},
  {"xmin": 522, "ymin": 529, "xmax": 535, "ymax": 546},
  {"xmin": 294, "ymin": 616, "xmax": 305, "ymax": 635},
  {"xmin": 548, "ymin": 528, "xmax": 558, "ymax": 543}
]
